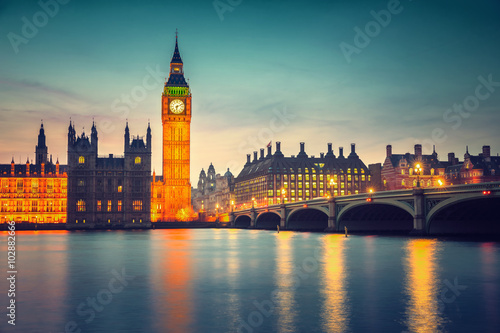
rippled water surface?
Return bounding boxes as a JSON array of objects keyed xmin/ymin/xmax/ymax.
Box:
[{"xmin": 1, "ymin": 229, "xmax": 499, "ymax": 332}]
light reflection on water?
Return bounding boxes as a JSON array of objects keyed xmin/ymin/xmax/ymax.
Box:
[
  {"xmin": 275, "ymin": 231, "xmax": 297, "ymax": 333},
  {"xmin": 1, "ymin": 230, "xmax": 499, "ymax": 333},
  {"xmin": 320, "ymin": 234, "xmax": 349, "ymax": 332},
  {"xmin": 403, "ymin": 239, "xmax": 444, "ymax": 333}
]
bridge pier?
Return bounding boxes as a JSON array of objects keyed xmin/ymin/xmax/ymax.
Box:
[
  {"xmin": 229, "ymin": 212, "xmax": 235, "ymax": 227},
  {"xmin": 250, "ymin": 208, "xmax": 256, "ymax": 228},
  {"xmin": 280, "ymin": 204, "xmax": 286, "ymax": 229},
  {"xmin": 410, "ymin": 188, "xmax": 426, "ymax": 235},
  {"xmin": 324, "ymin": 197, "xmax": 337, "ymax": 232}
]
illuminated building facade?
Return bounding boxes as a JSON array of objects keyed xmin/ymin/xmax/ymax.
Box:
[
  {"xmin": 67, "ymin": 121, "xmax": 151, "ymax": 228},
  {"xmin": 151, "ymin": 35, "xmax": 192, "ymax": 221},
  {"xmin": 0, "ymin": 123, "xmax": 67, "ymax": 224},
  {"xmin": 381, "ymin": 144, "xmax": 449, "ymax": 190},
  {"xmin": 445, "ymin": 145, "xmax": 500, "ymax": 184},
  {"xmin": 234, "ymin": 142, "xmax": 371, "ymax": 208},
  {"xmin": 192, "ymin": 164, "xmax": 235, "ymax": 215}
]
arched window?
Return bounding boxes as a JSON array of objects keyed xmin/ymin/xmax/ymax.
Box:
[
  {"xmin": 78, "ymin": 156, "xmax": 85, "ymax": 164},
  {"xmin": 402, "ymin": 179, "xmax": 405, "ymax": 186},
  {"xmin": 77, "ymin": 200, "xmax": 86, "ymax": 212},
  {"xmin": 135, "ymin": 156, "xmax": 141, "ymax": 164}
]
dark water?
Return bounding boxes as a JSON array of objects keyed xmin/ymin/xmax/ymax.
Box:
[{"xmin": 1, "ymin": 229, "xmax": 499, "ymax": 333}]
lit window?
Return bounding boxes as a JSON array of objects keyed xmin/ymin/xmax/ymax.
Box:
[
  {"xmin": 97, "ymin": 200, "xmax": 101, "ymax": 212},
  {"xmin": 117, "ymin": 185, "xmax": 122, "ymax": 193},
  {"xmin": 133, "ymin": 200, "xmax": 143, "ymax": 211},
  {"xmin": 77, "ymin": 200, "xmax": 86, "ymax": 212},
  {"xmin": 107, "ymin": 200, "xmax": 112, "ymax": 212},
  {"xmin": 118, "ymin": 200, "xmax": 122, "ymax": 212},
  {"xmin": 135, "ymin": 157, "xmax": 141, "ymax": 164},
  {"xmin": 79, "ymin": 156, "xmax": 85, "ymax": 164}
]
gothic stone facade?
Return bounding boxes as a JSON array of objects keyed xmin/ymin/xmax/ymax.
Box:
[{"xmin": 67, "ymin": 121, "xmax": 151, "ymax": 229}]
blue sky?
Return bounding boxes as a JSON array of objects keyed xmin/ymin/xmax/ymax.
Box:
[{"xmin": 1, "ymin": 0, "xmax": 500, "ymax": 181}]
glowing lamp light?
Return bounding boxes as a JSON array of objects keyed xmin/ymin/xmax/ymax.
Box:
[
  {"xmin": 303, "ymin": 204, "xmax": 308, "ymax": 208},
  {"xmin": 369, "ymin": 188, "xmax": 374, "ymax": 193},
  {"xmin": 366, "ymin": 198, "xmax": 372, "ymax": 202},
  {"xmin": 483, "ymin": 190, "xmax": 491, "ymax": 195},
  {"xmin": 438, "ymin": 179, "xmax": 444, "ymax": 186}
]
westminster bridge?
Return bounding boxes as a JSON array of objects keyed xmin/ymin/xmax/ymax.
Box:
[{"xmin": 229, "ymin": 182, "xmax": 500, "ymax": 235}]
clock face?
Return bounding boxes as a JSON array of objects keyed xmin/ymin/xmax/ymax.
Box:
[{"xmin": 170, "ymin": 99, "xmax": 185, "ymax": 114}]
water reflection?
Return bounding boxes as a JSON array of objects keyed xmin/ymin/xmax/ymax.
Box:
[
  {"xmin": 19, "ymin": 231, "xmax": 68, "ymax": 331},
  {"xmin": 320, "ymin": 234, "xmax": 350, "ymax": 332},
  {"xmin": 226, "ymin": 229, "xmax": 241, "ymax": 331},
  {"xmin": 403, "ymin": 239, "xmax": 443, "ymax": 332},
  {"xmin": 155, "ymin": 230, "xmax": 194, "ymax": 333},
  {"xmin": 275, "ymin": 232, "xmax": 297, "ymax": 333},
  {"xmin": 481, "ymin": 242, "xmax": 499, "ymax": 331}
]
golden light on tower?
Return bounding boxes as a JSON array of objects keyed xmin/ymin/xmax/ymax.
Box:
[{"xmin": 152, "ymin": 33, "xmax": 193, "ymax": 222}]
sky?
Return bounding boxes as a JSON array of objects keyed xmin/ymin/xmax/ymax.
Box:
[{"xmin": 1, "ymin": 0, "xmax": 500, "ymax": 182}]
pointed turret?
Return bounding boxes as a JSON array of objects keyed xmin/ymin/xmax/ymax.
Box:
[
  {"xmin": 91, "ymin": 119, "xmax": 98, "ymax": 149},
  {"xmin": 166, "ymin": 33, "xmax": 188, "ymax": 87},
  {"xmin": 36, "ymin": 121, "xmax": 48, "ymax": 165},
  {"xmin": 124, "ymin": 121, "xmax": 130, "ymax": 153},
  {"xmin": 147, "ymin": 121, "xmax": 152, "ymax": 152}
]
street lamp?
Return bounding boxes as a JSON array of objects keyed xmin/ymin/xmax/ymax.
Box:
[
  {"xmin": 414, "ymin": 163, "xmax": 423, "ymax": 188},
  {"xmin": 251, "ymin": 197, "xmax": 256, "ymax": 209},
  {"xmin": 329, "ymin": 178, "xmax": 336, "ymax": 197},
  {"xmin": 281, "ymin": 188, "xmax": 286, "ymax": 204},
  {"xmin": 230, "ymin": 200, "xmax": 235, "ymax": 212}
]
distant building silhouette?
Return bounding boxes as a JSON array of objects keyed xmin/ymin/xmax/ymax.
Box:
[
  {"xmin": 445, "ymin": 145, "xmax": 500, "ymax": 184},
  {"xmin": 192, "ymin": 164, "xmax": 234, "ymax": 216}
]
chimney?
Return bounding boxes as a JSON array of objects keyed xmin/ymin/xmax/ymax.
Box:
[
  {"xmin": 483, "ymin": 145, "xmax": 491, "ymax": 159},
  {"xmin": 276, "ymin": 141, "xmax": 281, "ymax": 153},
  {"xmin": 300, "ymin": 142, "xmax": 305, "ymax": 153},
  {"xmin": 246, "ymin": 154, "xmax": 251, "ymax": 164},
  {"xmin": 386, "ymin": 145, "xmax": 392, "ymax": 157},
  {"xmin": 328, "ymin": 143, "xmax": 333, "ymax": 153},
  {"xmin": 448, "ymin": 152, "xmax": 455, "ymax": 165},
  {"xmin": 414, "ymin": 144, "xmax": 422, "ymax": 157},
  {"xmin": 320, "ymin": 153, "xmax": 324, "ymax": 158},
  {"xmin": 267, "ymin": 145, "xmax": 272, "ymax": 157},
  {"xmin": 339, "ymin": 147, "xmax": 344, "ymax": 158},
  {"xmin": 351, "ymin": 143, "xmax": 356, "ymax": 153},
  {"xmin": 260, "ymin": 148, "xmax": 264, "ymax": 160},
  {"xmin": 253, "ymin": 151, "xmax": 258, "ymax": 162}
]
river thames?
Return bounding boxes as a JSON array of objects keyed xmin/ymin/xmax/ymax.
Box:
[{"xmin": 1, "ymin": 229, "xmax": 499, "ymax": 332}]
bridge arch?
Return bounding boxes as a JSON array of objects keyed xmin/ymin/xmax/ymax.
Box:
[
  {"xmin": 255, "ymin": 211, "xmax": 281, "ymax": 229},
  {"xmin": 427, "ymin": 195, "xmax": 500, "ymax": 235},
  {"xmin": 287, "ymin": 207, "xmax": 329, "ymax": 230},
  {"xmin": 337, "ymin": 201, "xmax": 414, "ymax": 233},
  {"xmin": 234, "ymin": 215, "xmax": 251, "ymax": 228}
]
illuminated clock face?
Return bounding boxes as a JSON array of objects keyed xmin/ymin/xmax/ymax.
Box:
[{"xmin": 170, "ymin": 99, "xmax": 185, "ymax": 114}]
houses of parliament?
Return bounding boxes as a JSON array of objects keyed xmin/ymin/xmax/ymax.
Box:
[{"xmin": 0, "ymin": 35, "xmax": 192, "ymax": 227}]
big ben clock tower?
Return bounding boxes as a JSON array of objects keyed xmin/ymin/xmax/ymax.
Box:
[{"xmin": 159, "ymin": 34, "xmax": 192, "ymax": 221}]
